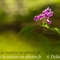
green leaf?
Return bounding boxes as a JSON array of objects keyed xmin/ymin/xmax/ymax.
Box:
[
  {"xmin": 41, "ymin": 23, "xmax": 60, "ymax": 36},
  {"xmin": 17, "ymin": 25, "xmax": 35, "ymax": 39},
  {"xmin": 41, "ymin": 23, "xmax": 49, "ymax": 29},
  {"xmin": 38, "ymin": 34, "xmax": 51, "ymax": 50},
  {"xmin": 53, "ymin": 28, "xmax": 60, "ymax": 35}
]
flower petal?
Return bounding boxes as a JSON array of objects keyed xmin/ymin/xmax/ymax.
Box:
[
  {"xmin": 47, "ymin": 19, "xmax": 52, "ymax": 25},
  {"xmin": 39, "ymin": 14, "xmax": 45, "ymax": 20},
  {"xmin": 34, "ymin": 15, "xmax": 39, "ymax": 21}
]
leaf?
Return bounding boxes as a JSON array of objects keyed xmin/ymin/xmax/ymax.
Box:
[
  {"xmin": 41, "ymin": 23, "xmax": 60, "ymax": 36},
  {"xmin": 53, "ymin": 28, "xmax": 60, "ymax": 35},
  {"xmin": 41, "ymin": 23, "xmax": 49, "ymax": 29},
  {"xmin": 38, "ymin": 34, "xmax": 51, "ymax": 50},
  {"xmin": 17, "ymin": 25, "xmax": 35, "ymax": 39},
  {"xmin": 54, "ymin": 28, "xmax": 60, "ymax": 32}
]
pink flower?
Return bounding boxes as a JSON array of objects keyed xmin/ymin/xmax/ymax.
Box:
[
  {"xmin": 34, "ymin": 7, "xmax": 53, "ymax": 25},
  {"xmin": 47, "ymin": 19, "xmax": 52, "ymax": 25},
  {"xmin": 39, "ymin": 14, "xmax": 45, "ymax": 20},
  {"xmin": 43, "ymin": 7, "xmax": 51, "ymax": 13},
  {"xmin": 45, "ymin": 11, "xmax": 53, "ymax": 18},
  {"xmin": 34, "ymin": 15, "xmax": 39, "ymax": 21}
]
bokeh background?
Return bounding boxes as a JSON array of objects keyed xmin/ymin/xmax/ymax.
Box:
[{"xmin": 0, "ymin": 0, "xmax": 60, "ymax": 60}]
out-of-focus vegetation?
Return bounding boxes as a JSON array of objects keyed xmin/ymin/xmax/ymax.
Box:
[
  {"xmin": 0, "ymin": 0, "xmax": 60, "ymax": 60},
  {"xmin": 0, "ymin": 0, "xmax": 60, "ymax": 22},
  {"xmin": 0, "ymin": 0, "xmax": 60, "ymax": 29}
]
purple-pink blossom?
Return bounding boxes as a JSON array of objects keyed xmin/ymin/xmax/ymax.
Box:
[
  {"xmin": 45, "ymin": 11, "xmax": 53, "ymax": 19},
  {"xmin": 47, "ymin": 19, "xmax": 52, "ymax": 25},
  {"xmin": 39, "ymin": 14, "xmax": 45, "ymax": 20},
  {"xmin": 34, "ymin": 15, "xmax": 39, "ymax": 21},
  {"xmin": 43, "ymin": 7, "xmax": 51, "ymax": 13},
  {"xmin": 34, "ymin": 7, "xmax": 53, "ymax": 25}
]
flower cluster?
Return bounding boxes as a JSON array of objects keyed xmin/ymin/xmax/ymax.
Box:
[{"xmin": 34, "ymin": 7, "xmax": 53, "ymax": 25}]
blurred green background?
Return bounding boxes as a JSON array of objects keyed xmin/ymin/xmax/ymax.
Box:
[{"xmin": 0, "ymin": 0, "xmax": 60, "ymax": 60}]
